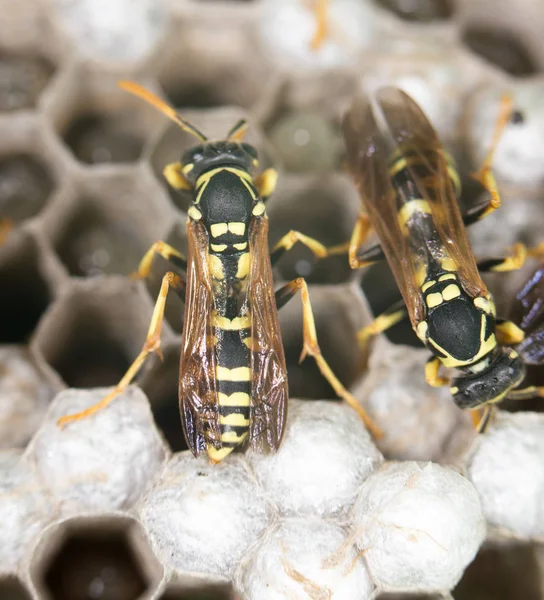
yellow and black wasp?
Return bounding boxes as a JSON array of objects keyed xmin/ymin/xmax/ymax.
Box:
[
  {"xmin": 341, "ymin": 86, "xmax": 544, "ymax": 429},
  {"xmin": 56, "ymin": 82, "xmax": 380, "ymax": 461}
]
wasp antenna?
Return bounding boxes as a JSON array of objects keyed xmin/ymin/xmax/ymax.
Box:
[
  {"xmin": 118, "ymin": 80, "xmax": 208, "ymax": 142},
  {"xmin": 226, "ymin": 119, "xmax": 249, "ymax": 142}
]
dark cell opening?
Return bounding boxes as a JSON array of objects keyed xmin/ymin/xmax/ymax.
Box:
[
  {"xmin": 0, "ymin": 576, "xmax": 33, "ymax": 600},
  {"xmin": 0, "ymin": 154, "xmax": 55, "ymax": 224},
  {"xmin": 54, "ymin": 202, "xmax": 144, "ymax": 278},
  {"xmin": 0, "ymin": 53, "xmax": 55, "ymax": 111},
  {"xmin": 375, "ymin": 0, "xmax": 453, "ymax": 22},
  {"xmin": 0, "ymin": 239, "xmax": 50, "ymax": 343},
  {"xmin": 43, "ymin": 308, "xmax": 131, "ymax": 388},
  {"xmin": 453, "ymin": 543, "xmax": 541, "ymax": 600},
  {"xmin": 44, "ymin": 529, "xmax": 148, "ymax": 600},
  {"xmin": 162, "ymin": 82, "xmax": 231, "ymax": 111},
  {"xmin": 141, "ymin": 347, "xmax": 189, "ymax": 453},
  {"xmin": 62, "ymin": 113, "xmax": 145, "ymax": 165},
  {"xmin": 158, "ymin": 582, "xmax": 235, "ymax": 600},
  {"xmin": 462, "ymin": 27, "xmax": 538, "ymax": 77},
  {"xmin": 268, "ymin": 188, "xmax": 353, "ymax": 285}
]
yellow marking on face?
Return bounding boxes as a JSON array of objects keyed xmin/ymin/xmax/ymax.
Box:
[
  {"xmin": 426, "ymin": 292, "xmax": 443, "ymax": 309},
  {"xmin": 216, "ymin": 366, "xmax": 252, "ymax": 381},
  {"xmin": 234, "ymin": 242, "xmax": 248, "ymax": 251},
  {"xmin": 212, "ymin": 314, "xmax": 251, "ymax": 330},
  {"xmin": 220, "ymin": 413, "xmax": 250, "ymax": 427},
  {"xmin": 422, "ymin": 280, "xmax": 436, "ymax": 293},
  {"xmin": 474, "ymin": 296, "xmax": 495, "ymax": 315},
  {"xmin": 209, "ymin": 255, "xmax": 224, "ymax": 280},
  {"xmin": 195, "ymin": 166, "xmax": 253, "ymax": 190},
  {"xmin": 236, "ymin": 252, "xmax": 250, "ymax": 279},
  {"xmin": 253, "ymin": 201, "xmax": 266, "ymax": 216},
  {"xmin": 415, "ymin": 321, "xmax": 428, "ymax": 342},
  {"xmin": 187, "ymin": 206, "xmax": 202, "ymax": 220},
  {"xmin": 221, "ymin": 430, "xmax": 249, "ymax": 444},
  {"xmin": 439, "ymin": 273, "xmax": 456, "ymax": 282},
  {"xmin": 211, "ymin": 243, "xmax": 228, "ymax": 252},
  {"xmin": 182, "ymin": 163, "xmax": 194, "ymax": 174},
  {"xmin": 207, "ymin": 445, "xmax": 235, "ymax": 462},
  {"xmin": 211, "ymin": 223, "xmax": 228, "ymax": 237},
  {"xmin": 398, "ymin": 200, "xmax": 432, "ymax": 231},
  {"xmin": 442, "ymin": 284, "xmax": 461, "ymax": 301},
  {"xmin": 229, "ymin": 222, "xmax": 246, "ymax": 236},
  {"xmin": 218, "ymin": 392, "xmax": 251, "ymax": 406}
]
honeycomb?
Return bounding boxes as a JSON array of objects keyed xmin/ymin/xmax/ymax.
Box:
[{"xmin": 1, "ymin": 0, "xmax": 544, "ymax": 598}]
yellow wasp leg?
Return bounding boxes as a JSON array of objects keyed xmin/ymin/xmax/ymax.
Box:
[
  {"xmin": 357, "ymin": 303, "xmax": 407, "ymax": 352},
  {"xmin": 471, "ymin": 94, "xmax": 513, "ymax": 219},
  {"xmin": 349, "ymin": 213, "xmax": 373, "ymax": 269},
  {"xmin": 507, "ymin": 386, "xmax": 544, "ymax": 401},
  {"xmin": 310, "ymin": 0, "xmax": 329, "ymax": 50},
  {"xmin": 275, "ymin": 277, "xmax": 383, "ymax": 438},
  {"xmin": 270, "ymin": 230, "xmax": 328, "ymax": 265},
  {"xmin": 495, "ymin": 320, "xmax": 525, "ymax": 346},
  {"xmin": 254, "ymin": 168, "xmax": 278, "ymax": 201},
  {"xmin": 163, "ymin": 162, "xmax": 193, "ymax": 190},
  {"xmin": 57, "ymin": 271, "xmax": 186, "ymax": 428},
  {"xmin": 478, "ymin": 241, "xmax": 544, "ymax": 273},
  {"xmin": 0, "ymin": 219, "xmax": 13, "ymax": 245},
  {"xmin": 130, "ymin": 240, "xmax": 187, "ymax": 280},
  {"xmin": 425, "ymin": 356, "xmax": 449, "ymax": 387}
]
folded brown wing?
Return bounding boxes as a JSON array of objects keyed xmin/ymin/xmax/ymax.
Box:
[
  {"xmin": 178, "ymin": 218, "xmax": 221, "ymax": 456},
  {"xmin": 247, "ymin": 215, "xmax": 288, "ymax": 452}
]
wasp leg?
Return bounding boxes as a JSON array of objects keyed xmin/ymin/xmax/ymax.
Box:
[
  {"xmin": 57, "ymin": 271, "xmax": 186, "ymax": 428},
  {"xmin": 325, "ymin": 212, "xmax": 377, "ymax": 269},
  {"xmin": 270, "ymin": 230, "xmax": 329, "ymax": 266},
  {"xmin": 130, "ymin": 240, "xmax": 187, "ymax": 280},
  {"xmin": 310, "ymin": 0, "xmax": 329, "ymax": 50},
  {"xmin": 495, "ymin": 319, "xmax": 525, "ymax": 345},
  {"xmin": 254, "ymin": 168, "xmax": 278, "ymax": 202},
  {"xmin": 506, "ymin": 386, "xmax": 544, "ymax": 401},
  {"xmin": 425, "ymin": 356, "xmax": 449, "ymax": 387},
  {"xmin": 477, "ymin": 242, "xmax": 544, "ymax": 273},
  {"xmin": 275, "ymin": 277, "xmax": 383, "ymax": 438},
  {"xmin": 357, "ymin": 300, "xmax": 407, "ymax": 352},
  {"xmin": 163, "ymin": 162, "xmax": 192, "ymax": 190},
  {"xmin": 476, "ymin": 405, "xmax": 495, "ymax": 433},
  {"xmin": 469, "ymin": 94, "xmax": 513, "ymax": 221}
]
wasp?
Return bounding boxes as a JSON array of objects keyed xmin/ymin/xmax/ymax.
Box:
[
  {"xmin": 341, "ymin": 87, "xmax": 544, "ymax": 430},
  {"xmin": 56, "ymin": 82, "xmax": 380, "ymax": 461}
]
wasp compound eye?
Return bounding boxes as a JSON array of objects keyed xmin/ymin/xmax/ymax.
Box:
[{"xmin": 451, "ymin": 350, "xmax": 526, "ymax": 410}]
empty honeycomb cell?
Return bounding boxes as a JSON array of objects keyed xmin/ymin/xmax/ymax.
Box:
[
  {"xmin": 267, "ymin": 174, "xmax": 359, "ymax": 285},
  {"xmin": 0, "ymin": 576, "xmax": 33, "ymax": 600},
  {"xmin": 31, "ymin": 277, "xmax": 169, "ymax": 389},
  {"xmin": 44, "ymin": 67, "xmax": 165, "ymax": 166},
  {"xmin": 138, "ymin": 453, "xmax": 273, "ymax": 578},
  {"xmin": 453, "ymin": 541, "xmax": 543, "ymax": 600},
  {"xmin": 147, "ymin": 106, "xmax": 274, "ymax": 213},
  {"xmin": 0, "ymin": 51, "xmax": 55, "ymax": 112},
  {"xmin": 43, "ymin": 170, "xmax": 174, "ymax": 279},
  {"xmin": 279, "ymin": 283, "xmax": 362, "ymax": 399},
  {"xmin": 140, "ymin": 344, "xmax": 189, "ymax": 453},
  {"xmin": 461, "ymin": 26, "xmax": 538, "ymax": 77},
  {"xmin": 374, "ymin": 0, "xmax": 454, "ymax": 22},
  {"xmin": 157, "ymin": 579, "xmax": 235, "ymax": 600},
  {"xmin": 0, "ymin": 233, "xmax": 52, "ymax": 344},
  {"xmin": 31, "ymin": 514, "xmax": 162, "ymax": 600},
  {"xmin": 0, "ymin": 346, "xmax": 54, "ymax": 449}
]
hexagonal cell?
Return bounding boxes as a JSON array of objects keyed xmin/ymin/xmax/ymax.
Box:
[
  {"xmin": 461, "ymin": 26, "xmax": 538, "ymax": 76},
  {"xmin": 140, "ymin": 344, "xmax": 189, "ymax": 453},
  {"xmin": 0, "ymin": 50, "xmax": 55, "ymax": 111},
  {"xmin": 374, "ymin": 0, "xmax": 454, "ymax": 22},
  {"xmin": 148, "ymin": 107, "xmax": 273, "ymax": 213},
  {"xmin": 267, "ymin": 174, "xmax": 359, "ymax": 285},
  {"xmin": 279, "ymin": 283, "xmax": 362, "ymax": 399},
  {"xmin": 45, "ymin": 68, "xmax": 164, "ymax": 166},
  {"xmin": 158, "ymin": 580, "xmax": 235, "ymax": 600},
  {"xmin": 0, "ymin": 233, "xmax": 52, "ymax": 344},
  {"xmin": 0, "ymin": 153, "xmax": 55, "ymax": 225},
  {"xmin": 453, "ymin": 542, "xmax": 543, "ymax": 600},
  {"xmin": 44, "ymin": 171, "xmax": 174, "ymax": 278},
  {"xmin": 32, "ymin": 515, "xmax": 162, "ymax": 600},
  {"xmin": 32, "ymin": 278, "xmax": 161, "ymax": 389},
  {"xmin": 0, "ymin": 576, "xmax": 32, "ymax": 600}
]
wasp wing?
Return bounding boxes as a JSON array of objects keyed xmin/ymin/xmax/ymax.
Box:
[
  {"xmin": 343, "ymin": 92, "xmax": 426, "ymax": 324},
  {"xmin": 375, "ymin": 87, "xmax": 487, "ymax": 301},
  {"xmin": 179, "ymin": 218, "xmax": 221, "ymax": 456},
  {"xmin": 247, "ymin": 215, "xmax": 288, "ymax": 452}
]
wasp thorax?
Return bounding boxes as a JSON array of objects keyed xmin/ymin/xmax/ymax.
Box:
[
  {"xmin": 182, "ymin": 141, "xmax": 258, "ymax": 184},
  {"xmin": 451, "ymin": 348, "xmax": 526, "ymax": 409}
]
